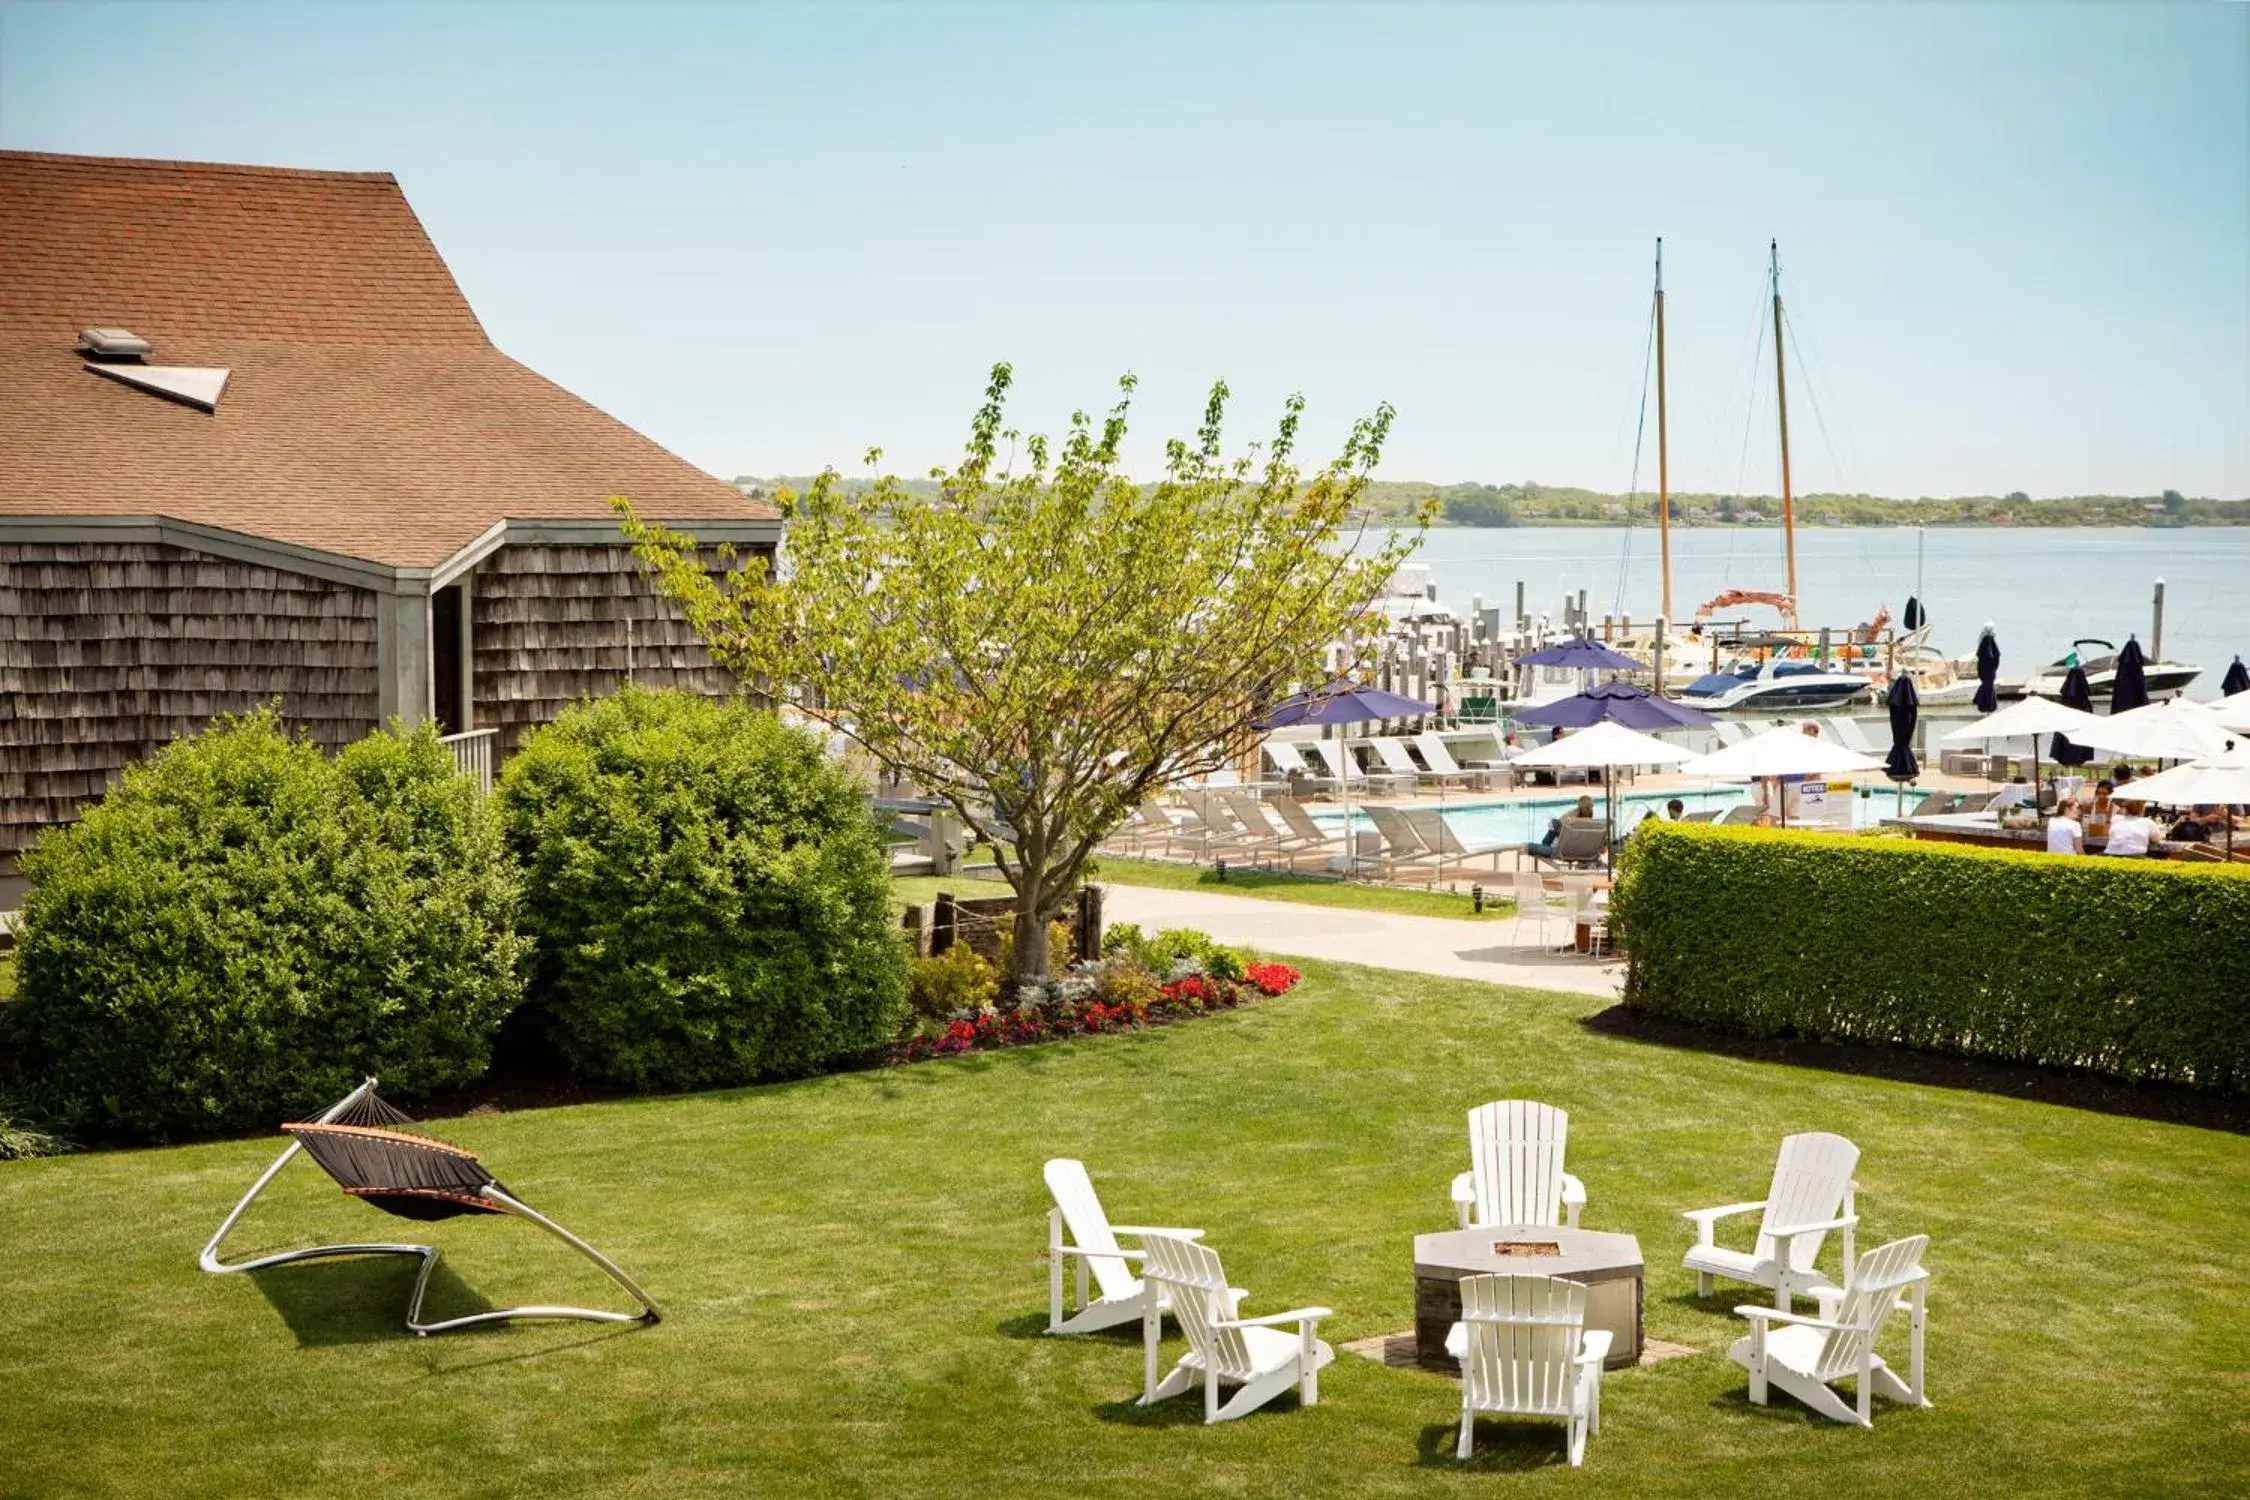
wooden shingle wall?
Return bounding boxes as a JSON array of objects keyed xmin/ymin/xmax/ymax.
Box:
[
  {"xmin": 471, "ymin": 543, "xmax": 752, "ymax": 758},
  {"xmin": 0, "ymin": 542, "xmax": 379, "ymax": 861}
]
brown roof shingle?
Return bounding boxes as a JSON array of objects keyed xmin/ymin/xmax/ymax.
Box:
[{"xmin": 0, "ymin": 150, "xmax": 777, "ymax": 568}]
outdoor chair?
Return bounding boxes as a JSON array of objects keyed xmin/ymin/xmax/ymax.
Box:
[
  {"xmin": 1683, "ymin": 1131, "xmax": 1860, "ymax": 1309},
  {"xmin": 1564, "ymin": 879, "xmax": 1611, "ymax": 958},
  {"xmin": 1908, "ymin": 792, "xmax": 1959, "ymax": 818},
  {"xmin": 1955, "ymin": 791, "xmax": 2003, "ymax": 815},
  {"xmin": 1259, "ymin": 739, "xmax": 1336, "ymax": 794},
  {"xmin": 1680, "ymin": 809, "xmax": 1721, "ymax": 823},
  {"xmin": 1729, "ymin": 1234, "xmax": 1931, "ymax": 1427},
  {"xmin": 200, "ymin": 1078, "xmax": 659, "ymax": 1335},
  {"xmin": 1415, "ymin": 732, "xmax": 1504, "ymax": 790},
  {"xmin": 1446, "ymin": 1274, "xmax": 1609, "ymax": 1467},
  {"xmin": 1528, "ymin": 817, "xmax": 1610, "ymax": 870},
  {"xmin": 1828, "ymin": 718, "xmax": 1883, "ymax": 756},
  {"xmin": 1363, "ymin": 806, "xmax": 1449, "ymax": 884},
  {"xmin": 1309, "ymin": 739, "xmax": 1410, "ymax": 796},
  {"xmin": 1402, "ymin": 807, "xmax": 1515, "ymax": 873},
  {"xmin": 1451, "ymin": 1100, "xmax": 1587, "ymax": 1230},
  {"xmin": 1370, "ymin": 735, "xmax": 1473, "ymax": 789},
  {"xmin": 1511, "ymin": 869, "xmax": 1575, "ymax": 950},
  {"xmin": 1268, "ymin": 796, "xmax": 1352, "ymax": 865},
  {"xmin": 1138, "ymin": 1234, "xmax": 1333, "ymax": 1423},
  {"xmin": 1044, "ymin": 1158, "xmax": 1208, "ymax": 1335},
  {"xmin": 1719, "ymin": 805, "xmax": 1763, "ymax": 826}
]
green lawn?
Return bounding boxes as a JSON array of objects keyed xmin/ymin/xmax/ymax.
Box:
[
  {"xmin": 1091, "ymin": 857, "xmax": 1511, "ymax": 920},
  {"xmin": 2, "ymin": 963, "xmax": 2245, "ymax": 1497}
]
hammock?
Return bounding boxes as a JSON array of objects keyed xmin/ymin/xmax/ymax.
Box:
[{"xmin": 200, "ymin": 1078, "xmax": 660, "ymax": 1335}]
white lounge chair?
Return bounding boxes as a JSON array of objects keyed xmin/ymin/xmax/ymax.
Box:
[
  {"xmin": 1446, "ymin": 1274, "xmax": 1609, "ymax": 1467},
  {"xmin": 1267, "ymin": 797, "xmax": 1352, "ymax": 865},
  {"xmin": 1218, "ymin": 791, "xmax": 1332, "ymax": 871},
  {"xmin": 1450, "ymin": 1100, "xmax": 1587, "ymax": 1231},
  {"xmin": 1260, "ymin": 739, "xmax": 1336, "ymax": 794},
  {"xmin": 1138, "ymin": 1233, "xmax": 1334, "ymax": 1423},
  {"xmin": 1403, "ymin": 808, "xmax": 1516, "ymax": 873},
  {"xmin": 1370, "ymin": 736, "xmax": 1471, "ymax": 789},
  {"xmin": 1044, "ymin": 1159, "xmax": 1205, "ymax": 1335},
  {"xmin": 1683, "ymin": 1131, "xmax": 1860, "ymax": 1309},
  {"xmin": 1308, "ymin": 738, "xmax": 1411, "ymax": 795},
  {"xmin": 1363, "ymin": 806, "xmax": 1449, "ymax": 883},
  {"xmin": 1829, "ymin": 718, "xmax": 1883, "ymax": 756},
  {"xmin": 1729, "ymin": 1233, "xmax": 1931, "ymax": 1427},
  {"xmin": 1415, "ymin": 731, "xmax": 1504, "ymax": 790}
]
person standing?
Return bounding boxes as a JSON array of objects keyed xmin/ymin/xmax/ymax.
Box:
[
  {"xmin": 2046, "ymin": 797, "xmax": 2084, "ymax": 856},
  {"xmin": 2104, "ymin": 798, "xmax": 2160, "ymax": 857}
]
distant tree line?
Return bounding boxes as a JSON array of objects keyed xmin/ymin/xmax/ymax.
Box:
[{"xmin": 737, "ymin": 476, "xmax": 2245, "ymax": 529}]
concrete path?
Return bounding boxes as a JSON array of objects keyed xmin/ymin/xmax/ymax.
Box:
[{"xmin": 1101, "ymin": 883, "xmax": 1625, "ymax": 999}]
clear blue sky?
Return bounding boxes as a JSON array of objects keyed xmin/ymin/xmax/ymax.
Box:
[{"xmin": 4, "ymin": 0, "xmax": 2244, "ymax": 498}]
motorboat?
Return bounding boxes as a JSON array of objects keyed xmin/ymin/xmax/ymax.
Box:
[
  {"xmin": 1676, "ymin": 655, "xmax": 1876, "ymax": 713},
  {"xmin": 2021, "ymin": 639, "xmax": 2201, "ymax": 703}
]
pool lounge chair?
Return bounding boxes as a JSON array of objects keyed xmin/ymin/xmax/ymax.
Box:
[
  {"xmin": 1259, "ymin": 739, "xmax": 1336, "ymax": 795},
  {"xmin": 1309, "ymin": 739, "xmax": 1410, "ymax": 796},
  {"xmin": 1527, "ymin": 817, "xmax": 1611, "ymax": 870},
  {"xmin": 1267, "ymin": 796, "xmax": 1354, "ymax": 867},
  {"xmin": 1218, "ymin": 791, "xmax": 1335, "ymax": 871},
  {"xmin": 1679, "ymin": 809, "xmax": 1721, "ymax": 824},
  {"xmin": 1719, "ymin": 805, "xmax": 1764, "ymax": 826},
  {"xmin": 1362, "ymin": 805, "xmax": 1450, "ymax": 883},
  {"xmin": 1369, "ymin": 736, "xmax": 1472, "ymax": 790},
  {"xmin": 1401, "ymin": 807, "xmax": 1516, "ymax": 873},
  {"xmin": 1827, "ymin": 718, "xmax": 1883, "ymax": 756},
  {"xmin": 1908, "ymin": 792, "xmax": 1959, "ymax": 818},
  {"xmin": 1414, "ymin": 732, "xmax": 1506, "ymax": 791}
]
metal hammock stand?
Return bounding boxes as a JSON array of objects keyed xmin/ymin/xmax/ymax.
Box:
[{"xmin": 200, "ymin": 1077, "xmax": 661, "ymax": 1336}]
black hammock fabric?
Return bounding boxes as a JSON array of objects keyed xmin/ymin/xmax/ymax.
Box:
[{"xmin": 284, "ymin": 1091, "xmax": 506, "ymax": 1221}]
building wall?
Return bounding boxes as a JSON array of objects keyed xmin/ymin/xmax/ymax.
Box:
[
  {"xmin": 470, "ymin": 543, "xmax": 754, "ymax": 758},
  {"xmin": 0, "ymin": 542, "xmax": 380, "ymax": 863}
]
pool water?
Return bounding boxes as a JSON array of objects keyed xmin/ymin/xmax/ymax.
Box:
[{"xmin": 1313, "ymin": 783, "xmax": 1905, "ymax": 845}]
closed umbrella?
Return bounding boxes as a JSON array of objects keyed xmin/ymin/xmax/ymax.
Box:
[
  {"xmin": 1258, "ymin": 681, "xmax": 1435, "ymax": 877},
  {"xmin": 2110, "ymin": 636, "xmax": 2150, "ymax": 714},
  {"xmin": 1902, "ymin": 596, "xmax": 1926, "ymax": 633},
  {"xmin": 1973, "ymin": 625, "xmax": 2001, "ymax": 713},
  {"xmin": 1884, "ymin": 674, "xmax": 1919, "ymax": 813},
  {"xmin": 1513, "ymin": 680, "xmax": 1716, "ymax": 731},
  {"xmin": 1509, "ymin": 718, "xmax": 1697, "ymax": 863},
  {"xmin": 2051, "ymin": 665, "xmax": 2096, "ymax": 767},
  {"xmin": 2223, "ymin": 656, "xmax": 2250, "ymax": 697}
]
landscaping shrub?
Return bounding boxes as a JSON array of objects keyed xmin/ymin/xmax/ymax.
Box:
[
  {"xmin": 906, "ymin": 944, "xmax": 999, "ymax": 1036},
  {"xmin": 1613, "ymin": 822, "xmax": 2250, "ymax": 1090},
  {"xmin": 894, "ymin": 958, "xmax": 1300, "ymax": 1062},
  {"xmin": 8, "ymin": 711, "xmax": 526, "ymax": 1140},
  {"xmin": 499, "ymin": 687, "xmax": 908, "ymax": 1090},
  {"xmin": 1101, "ymin": 923, "xmax": 1245, "ymax": 981}
]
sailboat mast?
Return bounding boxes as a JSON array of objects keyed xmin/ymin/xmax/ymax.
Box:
[
  {"xmin": 1655, "ymin": 238, "xmax": 1672, "ymax": 623},
  {"xmin": 1769, "ymin": 239, "xmax": 1799, "ymax": 626}
]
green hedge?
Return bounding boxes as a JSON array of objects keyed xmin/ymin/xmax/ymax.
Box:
[
  {"xmin": 8, "ymin": 711, "xmax": 528, "ymax": 1139},
  {"xmin": 1612, "ymin": 823, "xmax": 2250, "ymax": 1091},
  {"xmin": 497, "ymin": 687, "xmax": 908, "ymax": 1090}
]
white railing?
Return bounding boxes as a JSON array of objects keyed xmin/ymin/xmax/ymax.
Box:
[{"xmin": 440, "ymin": 728, "xmax": 499, "ymax": 793}]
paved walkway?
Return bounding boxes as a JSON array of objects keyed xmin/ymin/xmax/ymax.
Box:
[{"xmin": 1101, "ymin": 883, "xmax": 1624, "ymax": 999}]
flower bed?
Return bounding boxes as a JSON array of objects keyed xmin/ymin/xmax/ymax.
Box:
[{"xmin": 892, "ymin": 957, "xmax": 1301, "ymax": 1063}]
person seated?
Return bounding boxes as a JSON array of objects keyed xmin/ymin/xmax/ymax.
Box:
[
  {"xmin": 2168, "ymin": 804, "xmax": 2223, "ymax": 843},
  {"xmin": 2104, "ymin": 798, "xmax": 2160, "ymax": 857},
  {"xmin": 2046, "ymin": 797, "xmax": 2084, "ymax": 856},
  {"xmin": 1666, "ymin": 798, "xmax": 1686, "ymax": 820},
  {"xmin": 1525, "ymin": 795, "xmax": 1598, "ymax": 860}
]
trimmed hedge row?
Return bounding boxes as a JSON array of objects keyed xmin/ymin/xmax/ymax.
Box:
[{"xmin": 1612, "ymin": 823, "xmax": 2250, "ymax": 1091}]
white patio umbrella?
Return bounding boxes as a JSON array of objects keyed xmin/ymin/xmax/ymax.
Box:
[
  {"xmin": 2115, "ymin": 747, "xmax": 2250, "ymax": 858},
  {"xmin": 1509, "ymin": 720, "xmax": 1697, "ymax": 862},
  {"xmin": 1683, "ymin": 725, "xmax": 1882, "ymax": 828},
  {"xmin": 2063, "ymin": 698, "xmax": 2235, "ymax": 762},
  {"xmin": 2205, "ymin": 689, "xmax": 2250, "ymax": 734},
  {"xmin": 1941, "ymin": 696, "xmax": 2104, "ymax": 812}
]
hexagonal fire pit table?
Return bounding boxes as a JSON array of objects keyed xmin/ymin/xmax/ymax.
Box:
[{"xmin": 1412, "ymin": 1224, "xmax": 1644, "ymax": 1372}]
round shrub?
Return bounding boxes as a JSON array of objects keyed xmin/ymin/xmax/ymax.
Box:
[
  {"xmin": 497, "ymin": 686, "xmax": 908, "ymax": 1090},
  {"xmin": 9, "ymin": 710, "xmax": 528, "ymax": 1141}
]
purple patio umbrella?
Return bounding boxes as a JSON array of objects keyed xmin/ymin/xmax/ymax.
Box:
[
  {"xmin": 2223, "ymin": 656, "xmax": 2249, "ymax": 697},
  {"xmin": 2110, "ymin": 636, "xmax": 2150, "ymax": 715},
  {"xmin": 1257, "ymin": 680, "xmax": 1436, "ymax": 876},
  {"xmin": 1884, "ymin": 674, "xmax": 1920, "ymax": 810},
  {"xmin": 1514, "ymin": 637, "xmax": 1642, "ymax": 672},
  {"xmin": 1973, "ymin": 626, "xmax": 2001, "ymax": 714},
  {"xmin": 2051, "ymin": 665, "xmax": 2096, "ymax": 767},
  {"xmin": 1513, "ymin": 679, "xmax": 1715, "ymax": 731}
]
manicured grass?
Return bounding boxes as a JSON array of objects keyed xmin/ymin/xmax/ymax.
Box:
[
  {"xmin": 1092, "ymin": 856, "xmax": 1512, "ymax": 920},
  {"xmin": 2, "ymin": 963, "xmax": 2246, "ymax": 1497}
]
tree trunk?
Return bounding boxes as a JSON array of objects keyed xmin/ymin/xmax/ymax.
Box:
[{"xmin": 1009, "ymin": 904, "xmax": 1051, "ymax": 986}]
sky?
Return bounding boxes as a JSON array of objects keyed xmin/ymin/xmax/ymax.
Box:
[{"xmin": 3, "ymin": 0, "xmax": 2246, "ymax": 499}]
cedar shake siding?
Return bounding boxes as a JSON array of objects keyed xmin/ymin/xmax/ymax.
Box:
[
  {"xmin": 0, "ymin": 542, "xmax": 379, "ymax": 860},
  {"xmin": 471, "ymin": 543, "xmax": 759, "ymax": 758}
]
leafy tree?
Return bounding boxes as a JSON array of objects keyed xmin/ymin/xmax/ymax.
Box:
[
  {"xmin": 618, "ymin": 364, "xmax": 1424, "ymax": 982},
  {"xmin": 2162, "ymin": 489, "xmax": 2185, "ymax": 514},
  {"xmin": 1441, "ymin": 486, "xmax": 1516, "ymax": 527}
]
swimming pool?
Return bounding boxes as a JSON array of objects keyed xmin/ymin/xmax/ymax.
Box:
[{"xmin": 1311, "ymin": 783, "xmax": 1904, "ymax": 845}]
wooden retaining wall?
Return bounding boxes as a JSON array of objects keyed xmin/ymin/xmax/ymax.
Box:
[
  {"xmin": 0, "ymin": 542, "xmax": 380, "ymax": 862},
  {"xmin": 470, "ymin": 543, "xmax": 756, "ymax": 758}
]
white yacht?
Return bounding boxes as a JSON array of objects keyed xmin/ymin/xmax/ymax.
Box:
[
  {"xmin": 1676, "ymin": 656, "xmax": 1877, "ymax": 713},
  {"xmin": 2021, "ymin": 639, "xmax": 2201, "ymax": 703}
]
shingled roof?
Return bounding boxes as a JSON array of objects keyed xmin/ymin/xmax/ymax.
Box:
[{"xmin": 0, "ymin": 150, "xmax": 777, "ymax": 569}]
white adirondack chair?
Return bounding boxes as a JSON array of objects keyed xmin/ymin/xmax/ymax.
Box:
[
  {"xmin": 1043, "ymin": 1159, "xmax": 1205, "ymax": 1335},
  {"xmin": 1450, "ymin": 1101, "xmax": 1587, "ymax": 1231},
  {"xmin": 1138, "ymin": 1233, "xmax": 1334, "ymax": 1423},
  {"xmin": 1682, "ymin": 1132, "xmax": 1860, "ymax": 1309},
  {"xmin": 1445, "ymin": 1274, "xmax": 1610, "ymax": 1467},
  {"xmin": 1729, "ymin": 1233, "xmax": 1931, "ymax": 1427}
]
